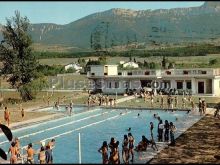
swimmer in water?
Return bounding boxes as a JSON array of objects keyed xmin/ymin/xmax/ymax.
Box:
[
  {"xmin": 176, "ymin": 117, "xmax": 178, "ymax": 121},
  {"xmin": 138, "ymin": 113, "xmax": 140, "ymax": 117},
  {"xmin": 127, "ymin": 127, "xmax": 131, "ymax": 131},
  {"xmin": 120, "ymin": 112, "xmax": 123, "ymax": 115}
]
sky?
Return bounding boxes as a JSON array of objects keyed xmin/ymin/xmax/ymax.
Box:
[{"xmin": 0, "ymin": 1, "xmax": 205, "ymax": 25}]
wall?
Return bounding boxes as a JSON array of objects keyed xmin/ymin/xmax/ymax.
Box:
[
  {"xmin": 212, "ymin": 78, "xmax": 220, "ymax": 96},
  {"xmin": 90, "ymin": 66, "xmax": 104, "ymax": 76},
  {"xmin": 107, "ymin": 66, "xmax": 118, "ymax": 75}
]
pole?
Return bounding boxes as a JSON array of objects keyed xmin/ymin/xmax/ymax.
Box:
[
  {"xmin": 21, "ymin": 146, "xmax": 24, "ymax": 164},
  {"xmin": 78, "ymin": 133, "xmax": 81, "ymax": 164}
]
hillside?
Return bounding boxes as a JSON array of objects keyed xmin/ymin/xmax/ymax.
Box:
[{"xmin": 1, "ymin": 2, "xmax": 220, "ymax": 50}]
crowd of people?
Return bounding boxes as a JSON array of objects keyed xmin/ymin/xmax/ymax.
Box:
[
  {"xmin": 87, "ymin": 94, "xmax": 116, "ymax": 107},
  {"xmin": 8, "ymin": 137, "xmax": 55, "ymax": 164},
  {"xmin": 98, "ymin": 112, "xmax": 177, "ymax": 164},
  {"xmin": 140, "ymin": 91, "xmax": 203, "ymax": 113}
]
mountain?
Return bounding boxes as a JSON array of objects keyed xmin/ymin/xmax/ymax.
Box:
[{"xmin": 2, "ymin": 2, "xmax": 220, "ymax": 49}]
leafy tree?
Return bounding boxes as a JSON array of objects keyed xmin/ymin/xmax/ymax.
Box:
[
  {"xmin": 66, "ymin": 68, "xmax": 76, "ymax": 73},
  {"xmin": 0, "ymin": 11, "xmax": 42, "ymax": 101},
  {"xmin": 209, "ymin": 59, "xmax": 218, "ymax": 65}
]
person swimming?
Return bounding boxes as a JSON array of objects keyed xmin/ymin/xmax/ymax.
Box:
[
  {"xmin": 127, "ymin": 127, "xmax": 131, "ymax": 132},
  {"xmin": 138, "ymin": 113, "xmax": 140, "ymax": 117}
]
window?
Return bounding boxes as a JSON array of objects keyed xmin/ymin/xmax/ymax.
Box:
[
  {"xmin": 183, "ymin": 71, "xmax": 189, "ymax": 75},
  {"xmin": 186, "ymin": 81, "xmax": 192, "ymax": 89},
  {"xmin": 177, "ymin": 81, "xmax": 183, "ymax": 89},
  {"xmin": 115, "ymin": 82, "xmax": 119, "ymax": 88},
  {"xmin": 108, "ymin": 82, "xmax": 111, "ymax": 88}
]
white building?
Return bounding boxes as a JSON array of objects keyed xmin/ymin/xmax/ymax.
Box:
[
  {"xmin": 87, "ymin": 65, "xmax": 220, "ymax": 96},
  {"xmin": 119, "ymin": 61, "xmax": 125, "ymax": 64},
  {"xmin": 123, "ymin": 61, "xmax": 139, "ymax": 68},
  {"xmin": 64, "ymin": 63, "xmax": 82, "ymax": 71}
]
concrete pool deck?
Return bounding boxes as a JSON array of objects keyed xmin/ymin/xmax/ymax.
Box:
[{"xmin": 148, "ymin": 112, "xmax": 220, "ymax": 164}]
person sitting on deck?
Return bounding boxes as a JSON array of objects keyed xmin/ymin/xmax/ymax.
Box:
[
  {"xmin": 134, "ymin": 135, "xmax": 150, "ymax": 152},
  {"xmin": 214, "ymin": 107, "xmax": 220, "ymax": 119}
]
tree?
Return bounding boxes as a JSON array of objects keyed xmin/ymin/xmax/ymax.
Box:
[
  {"xmin": 0, "ymin": 11, "xmax": 41, "ymax": 101},
  {"xmin": 209, "ymin": 59, "xmax": 218, "ymax": 65}
]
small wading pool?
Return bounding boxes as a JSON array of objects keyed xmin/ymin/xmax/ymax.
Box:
[{"xmin": 0, "ymin": 107, "xmax": 202, "ymax": 163}]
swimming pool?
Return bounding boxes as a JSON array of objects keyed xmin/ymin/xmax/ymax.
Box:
[{"xmin": 0, "ymin": 107, "xmax": 202, "ymax": 163}]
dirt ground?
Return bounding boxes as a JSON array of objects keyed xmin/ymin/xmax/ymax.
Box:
[{"xmin": 149, "ymin": 114, "xmax": 220, "ymax": 164}]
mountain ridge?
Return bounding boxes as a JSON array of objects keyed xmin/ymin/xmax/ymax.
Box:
[{"xmin": 1, "ymin": 2, "xmax": 220, "ymax": 49}]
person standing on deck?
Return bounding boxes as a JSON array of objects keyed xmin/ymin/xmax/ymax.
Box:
[
  {"xmin": 4, "ymin": 106, "xmax": 10, "ymax": 127},
  {"xmin": 128, "ymin": 133, "xmax": 135, "ymax": 162},
  {"xmin": 174, "ymin": 96, "xmax": 178, "ymax": 108},
  {"xmin": 38, "ymin": 146, "xmax": 46, "ymax": 164},
  {"xmin": 191, "ymin": 100, "xmax": 195, "ymax": 111},
  {"xmin": 26, "ymin": 143, "xmax": 35, "ymax": 164},
  {"xmin": 160, "ymin": 95, "xmax": 164, "ymax": 109},
  {"xmin": 170, "ymin": 96, "xmax": 174, "ymax": 110},
  {"xmin": 122, "ymin": 135, "xmax": 129, "ymax": 164},
  {"xmin": 202, "ymin": 100, "xmax": 207, "ymax": 115},
  {"xmin": 150, "ymin": 93, "xmax": 154, "ymax": 108},
  {"xmin": 198, "ymin": 98, "xmax": 202, "ymax": 116},
  {"xmin": 158, "ymin": 119, "xmax": 164, "ymax": 142},
  {"xmin": 98, "ymin": 141, "xmax": 109, "ymax": 164},
  {"xmin": 8, "ymin": 141, "xmax": 18, "ymax": 164},
  {"xmin": 150, "ymin": 122, "xmax": 154, "ymax": 139},
  {"xmin": 164, "ymin": 120, "xmax": 170, "ymax": 142},
  {"xmin": 69, "ymin": 101, "xmax": 73, "ymax": 116},
  {"xmin": 21, "ymin": 108, "xmax": 25, "ymax": 120},
  {"xmin": 14, "ymin": 137, "xmax": 21, "ymax": 159},
  {"xmin": 169, "ymin": 122, "xmax": 177, "ymax": 146}
]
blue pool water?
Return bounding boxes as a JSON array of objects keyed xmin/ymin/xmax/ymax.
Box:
[{"xmin": 0, "ymin": 108, "xmax": 201, "ymax": 163}]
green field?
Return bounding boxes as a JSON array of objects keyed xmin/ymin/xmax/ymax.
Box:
[{"xmin": 38, "ymin": 54, "xmax": 220, "ymax": 68}]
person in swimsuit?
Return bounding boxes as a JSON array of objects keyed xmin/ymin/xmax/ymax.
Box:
[
  {"xmin": 45, "ymin": 145, "xmax": 53, "ymax": 164},
  {"xmin": 26, "ymin": 143, "xmax": 35, "ymax": 164},
  {"xmin": 135, "ymin": 135, "xmax": 149, "ymax": 152},
  {"xmin": 48, "ymin": 139, "xmax": 55, "ymax": 163},
  {"xmin": 70, "ymin": 101, "xmax": 73, "ymax": 115},
  {"xmin": 122, "ymin": 135, "xmax": 129, "ymax": 164},
  {"xmin": 108, "ymin": 137, "xmax": 116, "ymax": 163},
  {"xmin": 150, "ymin": 122, "xmax": 154, "ymax": 139},
  {"xmin": 128, "ymin": 133, "xmax": 135, "ymax": 162},
  {"xmin": 174, "ymin": 96, "xmax": 178, "ymax": 108},
  {"xmin": 111, "ymin": 141, "xmax": 120, "ymax": 164},
  {"xmin": 98, "ymin": 141, "xmax": 108, "ymax": 164},
  {"xmin": 14, "ymin": 137, "xmax": 21, "ymax": 159},
  {"xmin": 170, "ymin": 122, "xmax": 177, "ymax": 146},
  {"xmin": 164, "ymin": 120, "xmax": 170, "ymax": 142},
  {"xmin": 4, "ymin": 106, "xmax": 10, "ymax": 127},
  {"xmin": 38, "ymin": 146, "xmax": 46, "ymax": 164},
  {"xmin": 8, "ymin": 141, "xmax": 18, "ymax": 164},
  {"xmin": 198, "ymin": 98, "xmax": 202, "ymax": 116},
  {"xmin": 160, "ymin": 95, "xmax": 164, "ymax": 108},
  {"xmin": 21, "ymin": 108, "xmax": 24, "ymax": 119}
]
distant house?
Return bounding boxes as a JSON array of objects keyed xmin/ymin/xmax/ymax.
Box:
[
  {"xmin": 123, "ymin": 61, "xmax": 139, "ymax": 68},
  {"xmin": 119, "ymin": 61, "xmax": 125, "ymax": 64},
  {"xmin": 64, "ymin": 63, "xmax": 82, "ymax": 71}
]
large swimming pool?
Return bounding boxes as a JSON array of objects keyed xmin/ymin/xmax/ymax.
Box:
[{"xmin": 0, "ymin": 107, "xmax": 202, "ymax": 163}]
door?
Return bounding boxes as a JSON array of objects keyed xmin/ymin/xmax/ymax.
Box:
[{"xmin": 198, "ymin": 81, "xmax": 204, "ymax": 94}]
